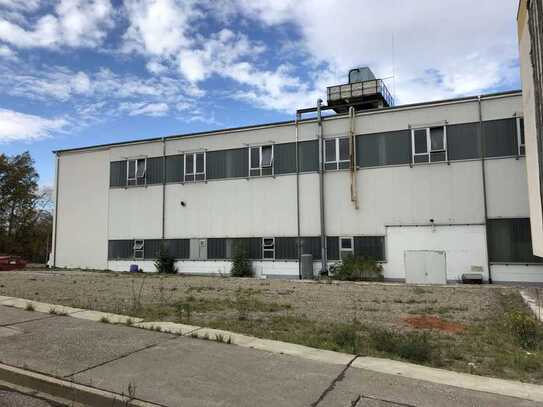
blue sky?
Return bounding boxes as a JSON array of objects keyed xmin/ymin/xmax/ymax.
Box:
[{"xmin": 0, "ymin": 0, "xmax": 520, "ymax": 187}]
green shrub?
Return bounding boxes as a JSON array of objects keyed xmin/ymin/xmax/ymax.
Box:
[
  {"xmin": 154, "ymin": 247, "xmax": 177, "ymax": 274},
  {"xmin": 369, "ymin": 328, "xmax": 432, "ymax": 363},
  {"xmin": 504, "ymin": 311, "xmax": 542, "ymax": 350},
  {"xmin": 230, "ymin": 243, "xmax": 253, "ymax": 277},
  {"xmin": 333, "ymin": 255, "xmax": 384, "ymax": 282}
]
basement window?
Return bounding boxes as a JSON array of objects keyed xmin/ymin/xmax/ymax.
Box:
[
  {"xmin": 324, "ymin": 137, "xmax": 350, "ymax": 170},
  {"xmin": 127, "ymin": 158, "xmax": 146, "ymax": 186},
  {"xmin": 185, "ymin": 152, "xmax": 206, "ymax": 182},
  {"xmin": 134, "ymin": 240, "xmax": 144, "ymax": 259},
  {"xmin": 262, "ymin": 237, "xmax": 275, "ymax": 259},
  {"xmin": 411, "ymin": 126, "xmax": 447, "ymax": 164},
  {"xmin": 517, "ymin": 117, "xmax": 525, "ymax": 156},
  {"xmin": 249, "ymin": 145, "xmax": 274, "ymax": 177},
  {"xmin": 339, "ymin": 237, "xmax": 354, "ymax": 260}
]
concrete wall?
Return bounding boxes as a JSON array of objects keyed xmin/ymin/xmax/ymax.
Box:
[{"xmin": 518, "ymin": 0, "xmax": 543, "ymax": 256}]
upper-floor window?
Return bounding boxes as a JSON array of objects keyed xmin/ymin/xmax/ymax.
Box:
[
  {"xmin": 249, "ymin": 145, "xmax": 274, "ymax": 176},
  {"xmin": 517, "ymin": 117, "xmax": 525, "ymax": 156},
  {"xmin": 324, "ymin": 137, "xmax": 350, "ymax": 170},
  {"xmin": 127, "ymin": 158, "xmax": 146, "ymax": 186},
  {"xmin": 185, "ymin": 152, "xmax": 206, "ymax": 182},
  {"xmin": 411, "ymin": 126, "xmax": 447, "ymax": 164}
]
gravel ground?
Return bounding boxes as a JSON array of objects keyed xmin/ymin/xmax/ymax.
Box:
[{"xmin": 0, "ymin": 270, "xmax": 518, "ymax": 329}]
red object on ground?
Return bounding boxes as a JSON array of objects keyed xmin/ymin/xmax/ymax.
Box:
[
  {"xmin": 0, "ymin": 256, "xmax": 27, "ymax": 271},
  {"xmin": 402, "ymin": 315, "xmax": 466, "ymax": 334}
]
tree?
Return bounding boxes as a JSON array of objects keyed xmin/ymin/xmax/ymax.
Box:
[
  {"xmin": 0, "ymin": 152, "xmax": 52, "ymax": 263},
  {"xmin": 154, "ymin": 245, "xmax": 177, "ymax": 274}
]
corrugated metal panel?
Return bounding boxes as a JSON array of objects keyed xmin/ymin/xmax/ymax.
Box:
[
  {"xmin": 230, "ymin": 238, "xmax": 262, "ymax": 259},
  {"xmin": 146, "ymin": 157, "xmax": 164, "ymax": 185},
  {"xmin": 298, "ymin": 140, "xmax": 319, "ymax": 172},
  {"xmin": 447, "ymin": 122, "xmax": 480, "ymax": 160},
  {"xmin": 144, "ymin": 239, "xmax": 162, "ymax": 259},
  {"xmin": 108, "ymin": 240, "xmax": 133, "ymax": 259},
  {"xmin": 275, "ymin": 143, "xmax": 297, "ymax": 174},
  {"xmin": 207, "ymin": 148, "xmax": 248, "ymax": 179},
  {"xmin": 354, "ymin": 236, "xmax": 385, "ymax": 261},
  {"xmin": 166, "ymin": 154, "xmax": 184, "ymax": 183},
  {"xmin": 357, "ymin": 130, "xmax": 410, "ymax": 167},
  {"xmin": 110, "ymin": 161, "xmax": 127, "ymax": 187},
  {"xmin": 327, "ymin": 237, "xmax": 339, "ymax": 260},
  {"xmin": 487, "ymin": 218, "xmax": 542, "ymax": 263},
  {"xmin": 301, "ymin": 237, "xmax": 321, "ymax": 260},
  {"xmin": 164, "ymin": 239, "xmax": 190, "ymax": 259},
  {"xmin": 275, "ymin": 237, "xmax": 297, "ymax": 259},
  {"xmin": 208, "ymin": 238, "xmax": 227, "ymax": 259},
  {"xmin": 484, "ymin": 118, "xmax": 517, "ymax": 157}
]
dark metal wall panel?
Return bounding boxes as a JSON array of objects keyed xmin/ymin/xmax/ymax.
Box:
[
  {"xmin": 163, "ymin": 239, "xmax": 190, "ymax": 259},
  {"xmin": 357, "ymin": 130, "xmax": 411, "ymax": 167},
  {"xmin": 483, "ymin": 118, "xmax": 517, "ymax": 158},
  {"xmin": 275, "ymin": 237, "xmax": 298, "ymax": 259},
  {"xmin": 144, "ymin": 239, "xmax": 162, "ymax": 259},
  {"xmin": 230, "ymin": 238, "xmax": 262, "ymax": 259},
  {"xmin": 327, "ymin": 236, "xmax": 339, "ymax": 260},
  {"xmin": 166, "ymin": 154, "xmax": 184, "ymax": 183},
  {"xmin": 208, "ymin": 238, "xmax": 227, "ymax": 259},
  {"xmin": 447, "ymin": 122, "xmax": 480, "ymax": 160},
  {"xmin": 354, "ymin": 236, "xmax": 385, "ymax": 261},
  {"xmin": 301, "ymin": 237, "xmax": 321, "ymax": 260},
  {"xmin": 108, "ymin": 240, "xmax": 133, "ymax": 260},
  {"xmin": 298, "ymin": 140, "xmax": 319, "ymax": 172},
  {"xmin": 487, "ymin": 218, "xmax": 543, "ymax": 263},
  {"xmin": 207, "ymin": 148, "xmax": 248, "ymax": 180},
  {"xmin": 146, "ymin": 157, "xmax": 164, "ymax": 185},
  {"xmin": 275, "ymin": 143, "xmax": 297, "ymax": 174},
  {"xmin": 110, "ymin": 161, "xmax": 127, "ymax": 187}
]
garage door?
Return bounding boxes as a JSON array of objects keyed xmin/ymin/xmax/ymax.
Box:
[{"xmin": 405, "ymin": 250, "xmax": 447, "ymax": 284}]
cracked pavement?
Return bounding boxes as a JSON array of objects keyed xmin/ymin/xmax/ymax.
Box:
[{"xmin": 0, "ymin": 305, "xmax": 540, "ymax": 407}]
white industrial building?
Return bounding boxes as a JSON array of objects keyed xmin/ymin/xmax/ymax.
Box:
[{"xmin": 50, "ymin": 69, "xmax": 543, "ymax": 284}]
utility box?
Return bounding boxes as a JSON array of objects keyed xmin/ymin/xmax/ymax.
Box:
[{"xmin": 301, "ymin": 254, "xmax": 313, "ymax": 279}]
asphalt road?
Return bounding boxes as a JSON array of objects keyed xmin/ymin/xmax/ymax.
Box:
[{"xmin": 0, "ymin": 305, "xmax": 540, "ymax": 407}]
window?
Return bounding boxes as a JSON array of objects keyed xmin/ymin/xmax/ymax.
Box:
[
  {"xmin": 185, "ymin": 152, "xmax": 206, "ymax": 182},
  {"xmin": 133, "ymin": 240, "xmax": 144, "ymax": 259},
  {"xmin": 249, "ymin": 145, "xmax": 274, "ymax": 176},
  {"xmin": 411, "ymin": 126, "xmax": 447, "ymax": 164},
  {"xmin": 262, "ymin": 237, "xmax": 275, "ymax": 259},
  {"xmin": 324, "ymin": 137, "xmax": 350, "ymax": 170},
  {"xmin": 127, "ymin": 158, "xmax": 146, "ymax": 186},
  {"xmin": 517, "ymin": 117, "xmax": 525, "ymax": 156},
  {"xmin": 487, "ymin": 218, "xmax": 543, "ymax": 263},
  {"xmin": 339, "ymin": 237, "xmax": 354, "ymax": 260}
]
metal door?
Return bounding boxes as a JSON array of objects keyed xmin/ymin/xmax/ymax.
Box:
[{"xmin": 404, "ymin": 250, "xmax": 447, "ymax": 284}]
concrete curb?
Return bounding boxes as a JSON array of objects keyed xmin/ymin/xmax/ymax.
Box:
[
  {"xmin": 520, "ymin": 289, "xmax": 543, "ymax": 322},
  {"xmin": 2, "ymin": 296, "xmax": 543, "ymax": 403},
  {"xmin": 0, "ymin": 363, "xmax": 160, "ymax": 406}
]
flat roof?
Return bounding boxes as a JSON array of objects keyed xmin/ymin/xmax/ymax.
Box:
[{"xmin": 54, "ymin": 89, "xmax": 522, "ymax": 154}]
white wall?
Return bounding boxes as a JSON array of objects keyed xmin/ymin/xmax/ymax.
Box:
[
  {"xmin": 385, "ymin": 225, "xmax": 488, "ymax": 282},
  {"xmin": 491, "ymin": 264, "xmax": 543, "ymax": 284},
  {"xmin": 485, "ymin": 158, "xmax": 530, "ymax": 218},
  {"xmin": 55, "ymin": 150, "xmax": 109, "ymax": 269}
]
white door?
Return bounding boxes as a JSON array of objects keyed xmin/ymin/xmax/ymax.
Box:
[{"xmin": 404, "ymin": 250, "xmax": 447, "ymax": 284}]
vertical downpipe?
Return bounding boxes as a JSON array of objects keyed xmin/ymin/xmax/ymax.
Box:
[
  {"xmin": 317, "ymin": 99, "xmax": 328, "ymax": 276},
  {"xmin": 478, "ymin": 96, "xmax": 493, "ymax": 284},
  {"xmin": 161, "ymin": 137, "xmax": 166, "ymax": 240},
  {"xmin": 295, "ymin": 113, "xmax": 302, "ymax": 279},
  {"xmin": 349, "ymin": 106, "xmax": 359, "ymax": 209},
  {"xmin": 52, "ymin": 153, "xmax": 60, "ymax": 268}
]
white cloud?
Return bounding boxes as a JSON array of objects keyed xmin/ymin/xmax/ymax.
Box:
[
  {"xmin": 0, "ymin": 44, "xmax": 16, "ymax": 59},
  {"xmin": 0, "ymin": 108, "xmax": 67, "ymax": 142},
  {"xmin": 0, "ymin": 0, "xmax": 114, "ymax": 49},
  {"xmin": 119, "ymin": 101, "xmax": 169, "ymax": 116}
]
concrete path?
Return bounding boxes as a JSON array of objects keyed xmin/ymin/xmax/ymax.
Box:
[{"xmin": 0, "ymin": 305, "xmax": 541, "ymax": 407}]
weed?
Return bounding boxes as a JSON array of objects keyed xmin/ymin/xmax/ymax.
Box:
[
  {"xmin": 25, "ymin": 302, "xmax": 34, "ymax": 311},
  {"xmin": 48, "ymin": 307, "xmax": 67, "ymax": 316},
  {"xmin": 369, "ymin": 328, "xmax": 433, "ymax": 363},
  {"xmin": 412, "ymin": 287, "xmax": 429, "ymax": 295},
  {"xmin": 100, "ymin": 316, "xmax": 110, "ymax": 323},
  {"xmin": 504, "ymin": 311, "xmax": 542, "ymax": 350},
  {"xmin": 126, "ymin": 318, "xmax": 133, "ymax": 326}
]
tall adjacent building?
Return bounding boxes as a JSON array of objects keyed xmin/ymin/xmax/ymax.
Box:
[{"xmin": 518, "ymin": 0, "xmax": 543, "ymax": 256}]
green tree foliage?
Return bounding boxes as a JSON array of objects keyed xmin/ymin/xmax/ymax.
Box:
[
  {"xmin": 333, "ymin": 255, "xmax": 384, "ymax": 281},
  {"xmin": 0, "ymin": 152, "xmax": 52, "ymax": 263},
  {"xmin": 230, "ymin": 243, "xmax": 253, "ymax": 277},
  {"xmin": 154, "ymin": 246, "xmax": 177, "ymax": 274}
]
